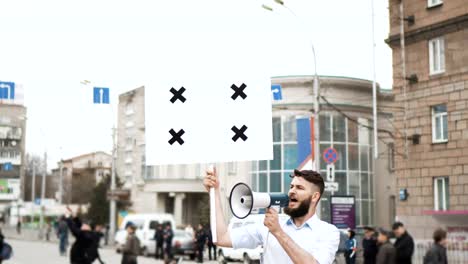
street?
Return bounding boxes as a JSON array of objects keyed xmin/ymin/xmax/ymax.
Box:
[{"xmin": 5, "ymin": 239, "xmax": 219, "ymax": 264}]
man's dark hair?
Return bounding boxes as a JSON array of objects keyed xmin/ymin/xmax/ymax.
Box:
[
  {"xmin": 348, "ymin": 230, "xmax": 356, "ymax": 239},
  {"xmin": 392, "ymin": 221, "xmax": 404, "ymax": 230},
  {"xmin": 363, "ymin": 226, "xmax": 375, "ymax": 232},
  {"xmin": 291, "ymin": 169, "xmax": 324, "ymax": 197},
  {"xmin": 378, "ymin": 228, "xmax": 392, "ymax": 239},
  {"xmin": 433, "ymin": 228, "xmax": 447, "ymax": 243}
]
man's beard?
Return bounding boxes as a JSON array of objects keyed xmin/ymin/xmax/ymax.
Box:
[{"xmin": 284, "ymin": 196, "xmax": 312, "ymax": 218}]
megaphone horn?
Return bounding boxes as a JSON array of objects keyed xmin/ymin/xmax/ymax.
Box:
[{"xmin": 229, "ymin": 182, "xmax": 289, "ymax": 219}]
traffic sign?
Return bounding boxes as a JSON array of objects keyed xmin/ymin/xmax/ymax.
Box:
[
  {"xmin": 271, "ymin": 84, "xmax": 283, "ymax": 101},
  {"xmin": 323, "ymin": 147, "xmax": 338, "ymax": 164},
  {"xmin": 326, "ymin": 164, "xmax": 335, "ymax": 182},
  {"xmin": 107, "ymin": 189, "xmax": 130, "ymax": 201},
  {"xmin": 93, "ymin": 87, "xmax": 110, "ymax": 104},
  {"xmin": 325, "ymin": 182, "xmax": 339, "ymax": 192},
  {"xmin": 0, "ymin": 81, "xmax": 15, "ymax": 99}
]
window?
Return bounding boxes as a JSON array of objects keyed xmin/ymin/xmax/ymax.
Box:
[
  {"xmin": 434, "ymin": 177, "xmax": 449, "ymax": 210},
  {"xmin": 429, "ymin": 37, "xmax": 445, "ymax": 75},
  {"xmin": 228, "ymin": 162, "xmax": 237, "ymax": 175},
  {"xmin": 388, "ymin": 143, "xmax": 395, "ymax": 171},
  {"xmin": 427, "ymin": 0, "xmax": 443, "ymax": 8},
  {"xmin": 125, "ymin": 103, "xmax": 134, "ymax": 115},
  {"xmin": 432, "ymin": 105, "xmax": 448, "ymax": 143}
]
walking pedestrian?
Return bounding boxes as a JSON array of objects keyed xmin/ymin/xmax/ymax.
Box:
[
  {"xmin": 16, "ymin": 219, "xmax": 21, "ymax": 235},
  {"xmin": 91, "ymin": 223, "xmax": 105, "ymax": 264},
  {"xmin": 154, "ymin": 224, "xmax": 164, "ymax": 259},
  {"xmin": 423, "ymin": 228, "xmax": 448, "ymax": 264},
  {"xmin": 104, "ymin": 224, "xmax": 109, "ymax": 246},
  {"xmin": 195, "ymin": 224, "xmax": 206, "ymax": 263},
  {"xmin": 206, "ymin": 226, "xmax": 216, "ymax": 261},
  {"xmin": 65, "ymin": 207, "xmax": 95, "ymax": 264},
  {"xmin": 121, "ymin": 222, "xmax": 140, "ymax": 264},
  {"xmin": 57, "ymin": 216, "xmax": 69, "ymax": 256},
  {"xmin": 363, "ymin": 226, "xmax": 378, "ymax": 264},
  {"xmin": 392, "ymin": 222, "xmax": 415, "ymax": 264},
  {"xmin": 0, "ymin": 229, "xmax": 4, "ymax": 264},
  {"xmin": 345, "ymin": 229, "xmax": 357, "ymax": 264},
  {"xmin": 46, "ymin": 221, "xmax": 52, "ymax": 241},
  {"xmin": 376, "ymin": 229, "xmax": 396, "ymax": 264},
  {"xmin": 163, "ymin": 224, "xmax": 174, "ymax": 263}
]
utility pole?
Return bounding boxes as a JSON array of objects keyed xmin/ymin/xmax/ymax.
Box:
[
  {"xmin": 109, "ymin": 127, "xmax": 117, "ymax": 244},
  {"xmin": 59, "ymin": 160, "xmax": 63, "ymax": 204},
  {"xmin": 371, "ymin": 0, "xmax": 379, "ymax": 159},
  {"xmin": 31, "ymin": 160, "xmax": 36, "ymax": 204},
  {"xmin": 400, "ymin": 0, "xmax": 409, "ymax": 159},
  {"xmin": 313, "ymin": 75, "xmax": 320, "ymax": 174},
  {"xmin": 39, "ymin": 151, "xmax": 47, "ymax": 239}
]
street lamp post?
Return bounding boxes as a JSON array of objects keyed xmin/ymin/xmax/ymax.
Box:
[
  {"xmin": 39, "ymin": 151, "xmax": 47, "ymax": 239},
  {"xmin": 262, "ymin": 1, "xmax": 321, "ymax": 173}
]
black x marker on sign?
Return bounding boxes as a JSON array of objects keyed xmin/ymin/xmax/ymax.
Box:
[
  {"xmin": 231, "ymin": 125, "xmax": 248, "ymax": 142},
  {"xmin": 170, "ymin": 87, "xmax": 186, "ymax": 103},
  {"xmin": 231, "ymin": 83, "xmax": 247, "ymax": 100},
  {"xmin": 168, "ymin": 129, "xmax": 185, "ymax": 145}
]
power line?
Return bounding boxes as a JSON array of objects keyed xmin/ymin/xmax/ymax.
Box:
[{"xmin": 320, "ymin": 95, "xmax": 406, "ymax": 158}]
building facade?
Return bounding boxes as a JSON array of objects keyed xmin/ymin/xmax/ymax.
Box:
[
  {"xmin": 387, "ymin": 0, "xmax": 468, "ymax": 239},
  {"xmin": 250, "ymin": 75, "xmax": 396, "ymax": 228},
  {"xmin": 0, "ymin": 102, "xmax": 26, "ymax": 210},
  {"xmin": 50, "ymin": 151, "xmax": 112, "ymax": 204},
  {"xmin": 120, "ymin": 76, "xmax": 396, "ymax": 229}
]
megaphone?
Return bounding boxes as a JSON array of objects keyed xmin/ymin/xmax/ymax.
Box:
[{"xmin": 229, "ymin": 182, "xmax": 289, "ymax": 219}]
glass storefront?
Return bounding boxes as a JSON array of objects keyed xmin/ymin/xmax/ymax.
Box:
[{"xmin": 250, "ymin": 114, "xmax": 375, "ymax": 227}]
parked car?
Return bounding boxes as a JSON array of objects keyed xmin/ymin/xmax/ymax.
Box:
[
  {"xmin": 114, "ymin": 213, "xmax": 176, "ymax": 256},
  {"xmin": 218, "ymin": 214, "xmax": 289, "ymax": 264},
  {"xmin": 144, "ymin": 229, "xmax": 196, "ymax": 259}
]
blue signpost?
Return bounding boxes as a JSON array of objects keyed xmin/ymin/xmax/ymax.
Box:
[
  {"xmin": 0, "ymin": 81, "xmax": 15, "ymax": 99},
  {"xmin": 93, "ymin": 87, "xmax": 110, "ymax": 104},
  {"xmin": 271, "ymin": 84, "xmax": 283, "ymax": 101}
]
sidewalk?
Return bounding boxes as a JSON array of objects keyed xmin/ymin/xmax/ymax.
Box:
[{"xmin": 2, "ymin": 225, "xmax": 114, "ymax": 249}]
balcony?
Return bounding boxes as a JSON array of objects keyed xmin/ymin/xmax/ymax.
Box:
[
  {"xmin": 0, "ymin": 131, "xmax": 22, "ymax": 140},
  {"xmin": 0, "ymin": 156, "xmax": 21, "ymax": 165}
]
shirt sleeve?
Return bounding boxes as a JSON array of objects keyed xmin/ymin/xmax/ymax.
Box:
[
  {"xmin": 230, "ymin": 224, "xmax": 263, "ymax": 250},
  {"xmin": 314, "ymin": 224, "xmax": 340, "ymax": 264}
]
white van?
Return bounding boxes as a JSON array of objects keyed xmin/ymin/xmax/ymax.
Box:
[
  {"xmin": 218, "ymin": 213, "xmax": 289, "ymax": 264},
  {"xmin": 115, "ymin": 213, "xmax": 176, "ymax": 255}
]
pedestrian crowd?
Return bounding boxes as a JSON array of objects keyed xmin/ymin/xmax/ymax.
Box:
[{"xmin": 343, "ymin": 221, "xmax": 449, "ymax": 264}]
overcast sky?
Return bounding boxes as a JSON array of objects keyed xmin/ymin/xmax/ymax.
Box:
[{"xmin": 0, "ymin": 0, "xmax": 392, "ymax": 168}]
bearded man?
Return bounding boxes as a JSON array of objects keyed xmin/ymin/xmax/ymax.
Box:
[{"xmin": 203, "ymin": 168, "xmax": 339, "ymax": 264}]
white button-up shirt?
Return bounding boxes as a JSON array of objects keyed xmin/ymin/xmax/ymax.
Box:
[{"xmin": 231, "ymin": 214, "xmax": 339, "ymax": 264}]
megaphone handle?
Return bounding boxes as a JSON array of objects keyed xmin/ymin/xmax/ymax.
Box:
[{"xmin": 210, "ymin": 187, "xmax": 217, "ymax": 243}]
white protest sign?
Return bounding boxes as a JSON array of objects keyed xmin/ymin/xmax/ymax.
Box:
[{"xmin": 145, "ymin": 72, "xmax": 273, "ymax": 165}]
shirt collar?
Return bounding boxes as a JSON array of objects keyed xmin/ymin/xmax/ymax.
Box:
[{"xmin": 286, "ymin": 214, "xmax": 318, "ymax": 229}]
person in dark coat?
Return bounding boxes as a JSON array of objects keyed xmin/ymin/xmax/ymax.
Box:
[
  {"xmin": 57, "ymin": 216, "xmax": 69, "ymax": 256},
  {"xmin": 154, "ymin": 224, "xmax": 164, "ymax": 259},
  {"xmin": 423, "ymin": 228, "xmax": 448, "ymax": 264},
  {"xmin": 194, "ymin": 224, "xmax": 206, "ymax": 263},
  {"xmin": 163, "ymin": 224, "xmax": 174, "ymax": 262},
  {"xmin": 121, "ymin": 222, "xmax": 140, "ymax": 264},
  {"xmin": 345, "ymin": 229, "xmax": 357, "ymax": 264},
  {"xmin": 0, "ymin": 229, "xmax": 5, "ymax": 264},
  {"xmin": 65, "ymin": 207, "xmax": 95, "ymax": 264},
  {"xmin": 206, "ymin": 227, "xmax": 216, "ymax": 261},
  {"xmin": 362, "ymin": 226, "xmax": 378, "ymax": 264},
  {"xmin": 90, "ymin": 223, "xmax": 105, "ymax": 264},
  {"xmin": 376, "ymin": 228, "xmax": 396, "ymax": 264},
  {"xmin": 392, "ymin": 222, "xmax": 415, "ymax": 264}
]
